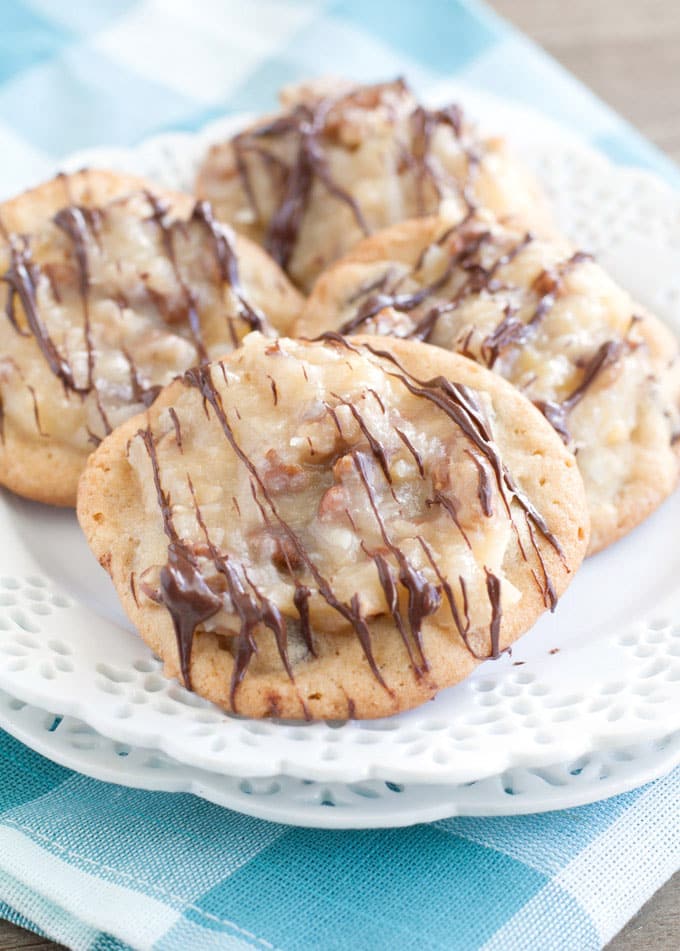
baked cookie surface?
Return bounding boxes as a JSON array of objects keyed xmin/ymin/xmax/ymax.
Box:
[
  {"xmin": 297, "ymin": 213, "xmax": 680, "ymax": 554},
  {"xmin": 0, "ymin": 169, "xmax": 303, "ymax": 506},
  {"xmin": 78, "ymin": 332, "xmax": 588, "ymax": 720},
  {"xmin": 195, "ymin": 77, "xmax": 553, "ymax": 292}
]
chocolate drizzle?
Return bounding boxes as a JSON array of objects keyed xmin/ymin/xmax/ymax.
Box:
[
  {"xmin": 335, "ymin": 219, "xmax": 625, "ymax": 451},
  {"xmin": 338, "ymin": 225, "xmax": 493, "ymax": 340},
  {"xmin": 0, "ymin": 189, "xmax": 268, "ymax": 440},
  {"xmin": 235, "ymin": 96, "xmax": 370, "ymax": 270},
  {"xmin": 53, "ymin": 207, "xmax": 98, "ymax": 389},
  {"xmin": 3, "ymin": 236, "xmax": 83, "ymax": 392},
  {"xmin": 408, "ymin": 103, "xmax": 473, "ymax": 214},
  {"xmin": 181, "ymin": 362, "xmax": 394, "ymax": 694},
  {"xmin": 138, "ymin": 427, "xmax": 221, "ymax": 687},
  {"xmin": 192, "ymin": 201, "xmax": 269, "ymax": 336},
  {"xmin": 229, "ymin": 79, "xmax": 481, "ymax": 274},
  {"xmin": 354, "ymin": 338, "xmax": 565, "ymax": 617},
  {"xmin": 535, "ymin": 340, "xmax": 623, "ymax": 444},
  {"xmin": 145, "ymin": 192, "xmax": 209, "ymax": 362},
  {"xmin": 484, "ymin": 569, "xmax": 503, "ymax": 658},
  {"xmin": 353, "ymin": 450, "xmax": 440, "ymax": 674},
  {"xmin": 140, "ymin": 338, "xmax": 564, "ymax": 708}
]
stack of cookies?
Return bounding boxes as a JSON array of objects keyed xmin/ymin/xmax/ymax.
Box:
[{"xmin": 1, "ymin": 79, "xmax": 678, "ymax": 720}]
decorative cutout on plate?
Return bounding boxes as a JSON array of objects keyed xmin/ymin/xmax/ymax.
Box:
[{"xmin": 0, "ymin": 689, "xmax": 677, "ymax": 828}]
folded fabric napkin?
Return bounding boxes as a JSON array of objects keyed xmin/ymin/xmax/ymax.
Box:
[
  {"xmin": 0, "ymin": 730, "xmax": 678, "ymax": 950},
  {"xmin": 0, "ymin": 1, "xmax": 679, "ymax": 949}
]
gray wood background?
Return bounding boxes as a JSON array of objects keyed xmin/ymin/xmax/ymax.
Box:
[{"xmin": 1, "ymin": 0, "xmax": 678, "ymax": 948}]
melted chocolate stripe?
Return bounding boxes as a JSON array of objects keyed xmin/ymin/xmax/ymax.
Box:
[
  {"xmin": 466, "ymin": 449, "xmax": 493, "ymax": 517},
  {"xmin": 484, "ymin": 249, "xmax": 593, "ymax": 367},
  {"xmin": 417, "ymin": 535, "xmax": 488, "ymax": 659},
  {"xmin": 192, "ymin": 201, "xmax": 269, "ymax": 335},
  {"xmin": 409, "ymin": 104, "xmax": 468, "ymax": 214},
  {"xmin": 525, "ymin": 514, "xmax": 558, "ymax": 611},
  {"xmin": 331, "ymin": 395, "xmax": 392, "ymax": 484},
  {"xmin": 187, "ymin": 477, "xmax": 295, "ymax": 704},
  {"xmin": 368, "ymin": 546, "xmax": 423, "ymax": 675},
  {"xmin": 53, "ymin": 207, "xmax": 97, "ymax": 391},
  {"xmin": 2, "ymin": 237, "xmax": 82, "ymax": 391},
  {"xmin": 394, "ymin": 427, "xmax": 424, "ymax": 476},
  {"xmin": 145, "ymin": 192, "xmax": 209, "ymax": 363},
  {"xmin": 361, "ymin": 342, "xmax": 564, "ymax": 560},
  {"xmin": 260, "ymin": 98, "xmax": 369, "ymax": 269},
  {"xmin": 230, "ymin": 78, "xmax": 476, "ymax": 272},
  {"xmin": 340, "ymin": 227, "xmax": 495, "ymax": 339},
  {"xmin": 484, "ymin": 568, "xmax": 503, "ymax": 658},
  {"xmin": 138, "ymin": 428, "xmax": 221, "ymax": 688},
  {"xmin": 427, "ymin": 490, "xmax": 472, "ymax": 550},
  {"xmin": 182, "ymin": 363, "xmax": 392, "ymax": 690},
  {"xmin": 535, "ymin": 340, "xmax": 623, "ymax": 444},
  {"xmin": 353, "ymin": 450, "xmax": 440, "ymax": 672}
]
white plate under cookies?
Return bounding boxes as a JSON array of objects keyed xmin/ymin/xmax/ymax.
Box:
[
  {"xmin": 0, "ymin": 85, "xmax": 679, "ymax": 792},
  {"xmin": 1, "ymin": 690, "xmax": 677, "ymax": 828}
]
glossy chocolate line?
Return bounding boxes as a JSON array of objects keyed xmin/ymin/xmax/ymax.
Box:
[
  {"xmin": 484, "ymin": 249, "xmax": 594, "ymax": 368},
  {"xmin": 353, "ymin": 450, "xmax": 440, "ymax": 673},
  {"xmin": 394, "ymin": 427, "xmax": 424, "ymax": 476},
  {"xmin": 484, "ymin": 568, "xmax": 503, "ymax": 658},
  {"xmin": 422, "ymin": 536, "xmax": 498, "ymax": 660},
  {"xmin": 338, "ymin": 240, "xmax": 476, "ymax": 336},
  {"xmin": 339, "ymin": 226, "xmax": 494, "ymax": 339},
  {"xmin": 230, "ymin": 78, "xmax": 478, "ymax": 272},
  {"xmin": 416, "ymin": 535, "xmax": 485, "ymax": 658},
  {"xmin": 145, "ymin": 191, "xmax": 210, "ymax": 363},
  {"xmin": 409, "ymin": 104, "xmax": 467, "ymax": 215},
  {"xmin": 233, "ymin": 136, "xmax": 280, "ymax": 224},
  {"xmin": 187, "ymin": 476, "xmax": 295, "ymax": 704},
  {"xmin": 466, "ymin": 449, "xmax": 493, "ymax": 517},
  {"xmin": 535, "ymin": 339, "xmax": 622, "ymax": 444},
  {"xmin": 524, "ymin": 513, "xmax": 558, "ymax": 611},
  {"xmin": 168, "ymin": 407, "xmax": 183, "ymax": 452},
  {"xmin": 331, "ymin": 396, "xmax": 392, "ymax": 484},
  {"xmin": 368, "ymin": 547, "xmax": 423, "ymax": 675},
  {"xmin": 346, "ymin": 338, "xmax": 565, "ymax": 613},
  {"xmin": 138, "ymin": 427, "xmax": 222, "ymax": 687},
  {"xmin": 409, "ymin": 230, "xmax": 525, "ymax": 345},
  {"xmin": 182, "ymin": 363, "xmax": 391, "ymax": 690},
  {"xmin": 192, "ymin": 201, "xmax": 269, "ymax": 336},
  {"xmin": 53, "ymin": 207, "xmax": 97, "ymax": 390},
  {"xmin": 245, "ymin": 98, "xmax": 369, "ymax": 270},
  {"xmin": 2, "ymin": 236, "xmax": 83, "ymax": 392},
  {"xmin": 122, "ymin": 347, "xmax": 162, "ymax": 409},
  {"xmin": 427, "ymin": 490, "xmax": 472, "ymax": 550}
]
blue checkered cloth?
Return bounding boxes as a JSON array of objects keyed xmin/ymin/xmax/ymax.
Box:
[{"xmin": 0, "ymin": 1, "xmax": 679, "ymax": 948}]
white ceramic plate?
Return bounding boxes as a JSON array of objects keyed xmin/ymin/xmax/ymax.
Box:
[
  {"xmin": 1, "ymin": 690, "xmax": 677, "ymax": 828},
  {"xmin": 0, "ymin": 85, "xmax": 679, "ymax": 786}
]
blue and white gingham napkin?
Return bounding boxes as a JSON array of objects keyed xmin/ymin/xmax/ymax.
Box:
[{"xmin": 0, "ymin": 1, "xmax": 679, "ymax": 948}]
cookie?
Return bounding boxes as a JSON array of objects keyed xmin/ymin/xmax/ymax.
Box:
[
  {"xmin": 78, "ymin": 332, "xmax": 588, "ymax": 720},
  {"xmin": 0, "ymin": 169, "xmax": 303, "ymax": 506},
  {"xmin": 195, "ymin": 77, "xmax": 554, "ymax": 292},
  {"xmin": 297, "ymin": 212, "xmax": 680, "ymax": 554}
]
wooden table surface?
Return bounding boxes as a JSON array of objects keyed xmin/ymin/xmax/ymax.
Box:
[{"xmin": 1, "ymin": 1, "xmax": 678, "ymax": 948}]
